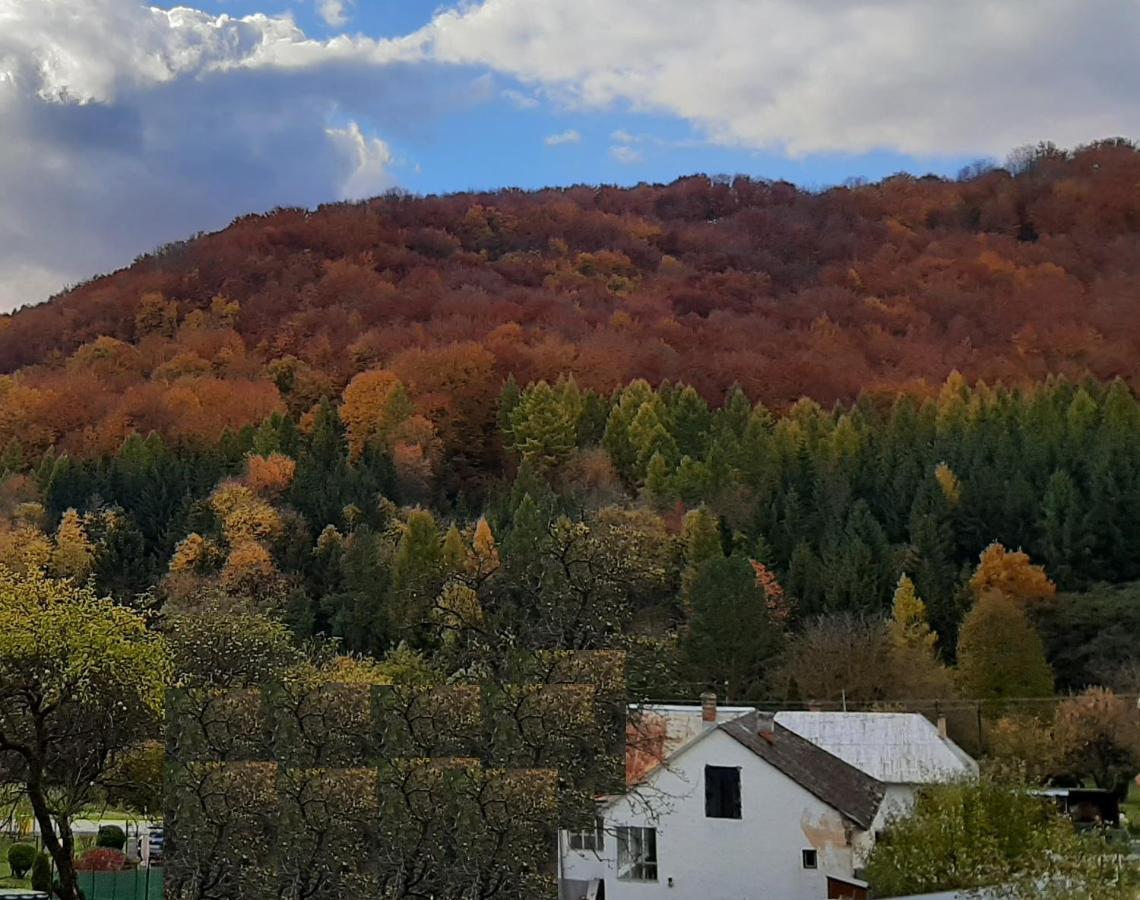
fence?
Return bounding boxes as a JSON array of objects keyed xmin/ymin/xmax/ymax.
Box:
[
  {"xmin": 1, "ymin": 832, "xmax": 162, "ymax": 900},
  {"xmin": 77, "ymin": 868, "xmax": 164, "ymax": 900}
]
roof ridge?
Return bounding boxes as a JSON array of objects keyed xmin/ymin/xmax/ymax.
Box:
[{"xmin": 719, "ymin": 712, "xmax": 885, "ymax": 829}]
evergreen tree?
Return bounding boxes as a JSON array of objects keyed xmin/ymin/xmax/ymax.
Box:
[
  {"xmin": 681, "ymin": 555, "xmax": 782, "ymax": 701},
  {"xmin": 508, "ymin": 380, "xmax": 579, "ymax": 472}
]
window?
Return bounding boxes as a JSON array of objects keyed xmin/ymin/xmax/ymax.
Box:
[
  {"xmin": 705, "ymin": 765, "xmax": 741, "ymax": 819},
  {"xmin": 802, "ymin": 849, "xmax": 818, "ymax": 869},
  {"xmin": 568, "ymin": 817, "xmax": 604, "ymax": 852},
  {"xmin": 616, "ymin": 827, "xmax": 657, "ymax": 881}
]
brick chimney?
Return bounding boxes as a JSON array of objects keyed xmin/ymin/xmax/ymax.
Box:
[
  {"xmin": 937, "ymin": 716, "xmax": 948, "ymax": 739},
  {"xmin": 700, "ymin": 692, "xmax": 717, "ymax": 723}
]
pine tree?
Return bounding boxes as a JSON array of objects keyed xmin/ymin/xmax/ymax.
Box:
[
  {"xmin": 680, "ymin": 506, "xmax": 723, "ymax": 602},
  {"xmin": 390, "ymin": 508, "xmax": 444, "ymax": 642},
  {"xmin": 643, "ymin": 451, "xmax": 674, "ymax": 508},
  {"xmin": 681, "ymin": 555, "xmax": 782, "ymax": 701},
  {"xmin": 508, "ymin": 380, "xmax": 579, "ymax": 471}
]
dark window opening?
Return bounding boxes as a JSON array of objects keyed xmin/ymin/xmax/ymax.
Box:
[
  {"xmin": 705, "ymin": 765, "xmax": 741, "ymax": 819},
  {"xmin": 802, "ymin": 849, "xmax": 818, "ymax": 869}
]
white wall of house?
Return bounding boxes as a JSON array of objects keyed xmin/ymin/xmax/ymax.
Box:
[{"xmin": 560, "ymin": 728, "xmax": 867, "ymax": 900}]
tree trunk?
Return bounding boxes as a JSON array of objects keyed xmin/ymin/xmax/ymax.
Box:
[{"xmin": 25, "ymin": 772, "xmax": 84, "ymax": 900}]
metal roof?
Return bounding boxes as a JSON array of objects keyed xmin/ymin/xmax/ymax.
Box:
[
  {"xmin": 721, "ymin": 712, "xmax": 885, "ymax": 830},
  {"xmin": 774, "ymin": 711, "xmax": 978, "ymax": 785}
]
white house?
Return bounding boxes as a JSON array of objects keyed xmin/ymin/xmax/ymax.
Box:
[
  {"xmin": 558, "ymin": 698, "xmax": 885, "ymax": 900},
  {"xmin": 775, "ymin": 711, "xmax": 978, "ymax": 822}
]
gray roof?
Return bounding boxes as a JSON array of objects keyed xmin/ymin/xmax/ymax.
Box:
[
  {"xmin": 720, "ymin": 712, "xmax": 885, "ymax": 829},
  {"xmin": 774, "ymin": 711, "xmax": 978, "ymax": 784}
]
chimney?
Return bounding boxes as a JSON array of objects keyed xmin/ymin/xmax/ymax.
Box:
[
  {"xmin": 700, "ymin": 692, "xmax": 717, "ymax": 723},
  {"xmin": 756, "ymin": 711, "xmax": 775, "ymax": 736},
  {"xmin": 937, "ymin": 716, "xmax": 948, "ymax": 739}
]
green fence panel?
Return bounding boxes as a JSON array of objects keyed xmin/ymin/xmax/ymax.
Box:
[{"xmin": 81, "ymin": 868, "xmax": 163, "ymax": 900}]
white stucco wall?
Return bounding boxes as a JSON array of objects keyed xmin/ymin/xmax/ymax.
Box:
[{"xmin": 560, "ymin": 728, "xmax": 866, "ymax": 900}]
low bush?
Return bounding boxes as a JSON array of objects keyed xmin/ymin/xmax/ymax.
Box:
[
  {"xmin": 96, "ymin": 824, "xmax": 127, "ymax": 851},
  {"xmin": 6, "ymin": 842, "xmax": 37, "ymax": 879},
  {"xmin": 75, "ymin": 847, "xmax": 127, "ymax": 872},
  {"xmin": 30, "ymin": 852, "xmax": 53, "ymax": 892}
]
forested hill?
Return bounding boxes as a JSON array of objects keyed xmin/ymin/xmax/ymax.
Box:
[
  {"xmin": 1, "ymin": 139, "xmax": 1139, "ymax": 456},
  {"xmin": 0, "ymin": 141, "xmax": 1137, "ymax": 703}
]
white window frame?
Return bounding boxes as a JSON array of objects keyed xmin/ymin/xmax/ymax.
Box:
[
  {"xmin": 616, "ymin": 826, "xmax": 658, "ymax": 881},
  {"xmin": 568, "ymin": 817, "xmax": 605, "ymax": 852}
]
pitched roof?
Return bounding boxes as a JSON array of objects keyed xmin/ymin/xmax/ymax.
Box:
[
  {"xmin": 625, "ymin": 703, "xmax": 755, "ymax": 784},
  {"xmin": 720, "ymin": 712, "xmax": 885, "ymax": 830},
  {"xmin": 774, "ymin": 711, "xmax": 978, "ymax": 785}
]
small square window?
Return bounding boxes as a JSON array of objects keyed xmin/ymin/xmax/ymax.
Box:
[
  {"xmin": 802, "ymin": 849, "xmax": 818, "ymax": 869},
  {"xmin": 568, "ymin": 817, "xmax": 604, "ymax": 852},
  {"xmin": 705, "ymin": 765, "xmax": 741, "ymax": 819}
]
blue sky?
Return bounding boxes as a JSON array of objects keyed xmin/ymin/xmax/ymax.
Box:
[
  {"xmin": 1, "ymin": 0, "xmax": 1135, "ymax": 309},
  {"xmin": 156, "ymin": 0, "xmax": 977, "ymax": 196}
]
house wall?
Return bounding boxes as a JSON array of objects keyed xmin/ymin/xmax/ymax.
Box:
[{"xmin": 560, "ymin": 729, "xmax": 866, "ymax": 900}]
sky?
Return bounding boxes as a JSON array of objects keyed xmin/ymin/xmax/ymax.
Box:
[{"xmin": 0, "ymin": 0, "xmax": 1137, "ymax": 311}]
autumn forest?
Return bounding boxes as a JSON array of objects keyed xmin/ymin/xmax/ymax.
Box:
[{"xmin": 0, "ymin": 139, "xmax": 1139, "ymax": 708}]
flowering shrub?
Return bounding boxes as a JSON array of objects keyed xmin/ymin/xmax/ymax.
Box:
[{"xmin": 75, "ymin": 848, "xmax": 127, "ymax": 871}]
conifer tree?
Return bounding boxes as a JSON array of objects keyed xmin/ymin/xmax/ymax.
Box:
[
  {"xmin": 508, "ymin": 380, "xmax": 579, "ymax": 471},
  {"xmin": 51, "ymin": 508, "xmax": 94, "ymax": 580},
  {"xmin": 888, "ymin": 574, "xmax": 937, "ymax": 654},
  {"xmin": 680, "ymin": 506, "xmax": 722, "ymax": 602},
  {"xmin": 681, "ymin": 555, "xmax": 782, "ymax": 701}
]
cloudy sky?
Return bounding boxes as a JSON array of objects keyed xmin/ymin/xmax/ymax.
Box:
[{"xmin": 1, "ymin": 0, "xmax": 1137, "ymax": 311}]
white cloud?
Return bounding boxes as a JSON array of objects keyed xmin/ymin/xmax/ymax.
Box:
[
  {"xmin": 544, "ymin": 128, "xmax": 581, "ymax": 146},
  {"xmin": 501, "ymin": 87, "xmax": 539, "ymax": 109},
  {"xmin": 317, "ymin": 0, "xmax": 353, "ymax": 28},
  {"xmin": 609, "ymin": 144, "xmax": 643, "ymax": 164},
  {"xmin": 417, "ymin": 0, "xmax": 1140, "ymax": 157},
  {"xmin": 326, "ymin": 120, "xmax": 395, "ymax": 198},
  {"xmin": 2, "ymin": 0, "xmax": 1137, "ymax": 310},
  {"xmin": 0, "ymin": 0, "xmax": 458, "ymax": 311}
]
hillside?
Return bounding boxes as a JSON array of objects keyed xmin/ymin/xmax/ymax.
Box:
[
  {"xmin": 0, "ymin": 140, "xmax": 1135, "ymax": 716},
  {"xmin": 0, "ymin": 140, "xmax": 1138, "ymax": 463}
]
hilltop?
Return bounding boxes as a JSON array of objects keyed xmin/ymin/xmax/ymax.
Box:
[{"xmin": 0, "ymin": 140, "xmax": 1138, "ymax": 460}]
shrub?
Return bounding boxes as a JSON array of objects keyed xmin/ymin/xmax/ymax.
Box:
[
  {"xmin": 75, "ymin": 847, "xmax": 127, "ymax": 872},
  {"xmin": 30, "ymin": 852, "xmax": 53, "ymax": 892},
  {"xmin": 96, "ymin": 823, "xmax": 127, "ymax": 850},
  {"xmin": 6, "ymin": 842, "xmax": 36, "ymax": 879}
]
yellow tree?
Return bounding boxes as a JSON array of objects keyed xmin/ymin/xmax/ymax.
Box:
[
  {"xmin": 933, "ymin": 462, "xmax": 961, "ymax": 507},
  {"xmin": 51, "ymin": 509, "xmax": 94, "ymax": 580},
  {"xmin": 969, "ymin": 542, "xmax": 1056, "ymax": 604},
  {"xmin": 244, "ymin": 452, "xmax": 297, "ymax": 497},
  {"xmin": 888, "ymin": 574, "xmax": 937, "ymax": 654},
  {"xmin": 886, "ymin": 573, "xmax": 954, "ymax": 699},
  {"xmin": 338, "ymin": 368, "xmax": 414, "ymax": 460}
]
